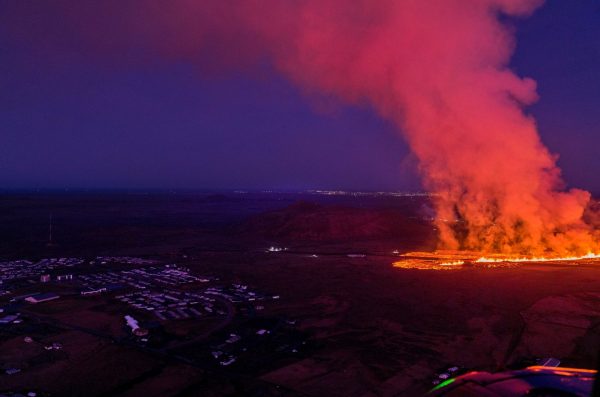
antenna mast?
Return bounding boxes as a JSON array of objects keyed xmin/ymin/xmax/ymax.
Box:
[{"xmin": 47, "ymin": 213, "xmax": 53, "ymax": 246}]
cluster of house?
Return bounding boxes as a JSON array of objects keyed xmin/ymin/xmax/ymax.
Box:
[
  {"xmin": 40, "ymin": 273, "xmax": 73, "ymax": 283},
  {"xmin": 127, "ymin": 265, "xmax": 208, "ymax": 286},
  {"xmin": 0, "ymin": 257, "xmax": 83, "ymax": 282},
  {"xmin": 113, "ymin": 281, "xmax": 280, "ymax": 323},
  {"xmin": 210, "ymin": 327, "xmax": 275, "ymax": 367},
  {"xmin": 78, "ymin": 264, "xmax": 205, "ymax": 295},
  {"xmin": 205, "ymin": 284, "xmax": 280, "ymax": 304},
  {"xmin": 115, "ymin": 289, "xmax": 224, "ymax": 321},
  {"xmin": 90, "ymin": 256, "xmax": 158, "ymax": 266},
  {"xmin": 0, "ymin": 256, "xmax": 162, "ymax": 289}
]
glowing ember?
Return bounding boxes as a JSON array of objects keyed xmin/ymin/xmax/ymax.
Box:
[
  {"xmin": 393, "ymin": 260, "xmax": 464, "ymax": 271},
  {"xmin": 474, "ymin": 252, "xmax": 600, "ymax": 263},
  {"xmin": 393, "ymin": 252, "xmax": 467, "ymax": 270},
  {"xmin": 439, "ymin": 260, "xmax": 465, "ymax": 266},
  {"xmin": 393, "ymin": 250, "xmax": 600, "ymax": 270}
]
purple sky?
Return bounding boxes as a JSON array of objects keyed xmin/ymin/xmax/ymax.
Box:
[{"xmin": 1, "ymin": 1, "xmax": 599, "ymax": 193}]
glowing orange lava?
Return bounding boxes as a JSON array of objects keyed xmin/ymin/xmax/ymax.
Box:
[
  {"xmin": 474, "ymin": 252, "xmax": 600, "ymax": 263},
  {"xmin": 392, "ymin": 250, "xmax": 600, "ymax": 270}
]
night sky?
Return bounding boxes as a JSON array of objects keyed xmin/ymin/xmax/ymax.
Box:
[{"xmin": 1, "ymin": 1, "xmax": 599, "ymax": 193}]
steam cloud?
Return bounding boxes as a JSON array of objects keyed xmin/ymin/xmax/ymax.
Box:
[{"xmin": 8, "ymin": 0, "xmax": 599, "ymax": 255}]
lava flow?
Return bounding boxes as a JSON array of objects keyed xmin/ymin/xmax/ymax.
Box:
[
  {"xmin": 475, "ymin": 252, "xmax": 600, "ymax": 263},
  {"xmin": 393, "ymin": 250, "xmax": 600, "ymax": 270}
]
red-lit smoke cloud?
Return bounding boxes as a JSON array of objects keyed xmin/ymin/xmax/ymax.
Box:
[{"xmin": 7, "ymin": 0, "xmax": 598, "ymax": 255}]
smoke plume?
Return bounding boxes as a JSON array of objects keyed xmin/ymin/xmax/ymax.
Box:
[{"xmin": 7, "ymin": 0, "xmax": 598, "ymax": 255}]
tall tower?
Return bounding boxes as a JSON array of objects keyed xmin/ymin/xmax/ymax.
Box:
[{"xmin": 46, "ymin": 213, "xmax": 55, "ymax": 247}]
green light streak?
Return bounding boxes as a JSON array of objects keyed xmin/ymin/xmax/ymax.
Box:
[{"xmin": 428, "ymin": 377, "xmax": 456, "ymax": 393}]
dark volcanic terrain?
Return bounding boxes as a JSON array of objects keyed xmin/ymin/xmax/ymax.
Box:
[{"xmin": 0, "ymin": 192, "xmax": 599, "ymax": 396}]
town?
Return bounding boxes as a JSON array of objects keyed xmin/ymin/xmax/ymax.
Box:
[{"xmin": 0, "ymin": 255, "xmax": 309, "ymax": 396}]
